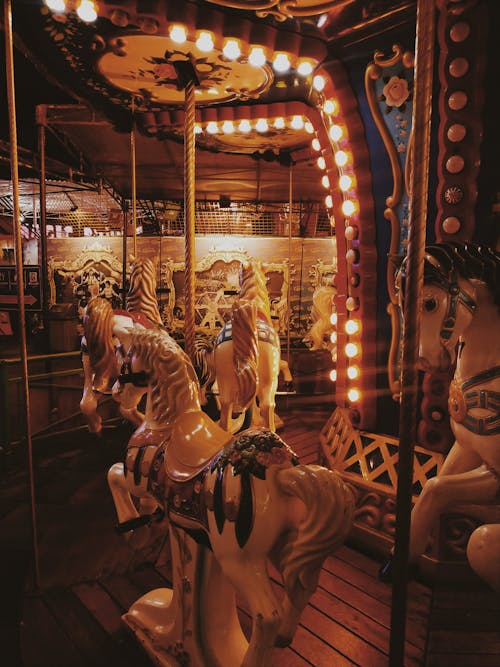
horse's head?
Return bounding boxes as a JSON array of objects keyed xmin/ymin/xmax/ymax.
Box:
[{"xmin": 397, "ymin": 244, "xmax": 477, "ymax": 371}]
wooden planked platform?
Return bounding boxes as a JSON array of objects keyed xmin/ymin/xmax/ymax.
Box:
[{"xmin": 2, "ymin": 404, "xmax": 499, "ymax": 666}]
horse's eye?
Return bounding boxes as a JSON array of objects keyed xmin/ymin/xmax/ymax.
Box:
[{"xmin": 423, "ymin": 297, "xmax": 437, "ymax": 313}]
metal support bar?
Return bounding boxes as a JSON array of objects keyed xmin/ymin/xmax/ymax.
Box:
[
  {"xmin": 4, "ymin": 0, "xmax": 40, "ymax": 588},
  {"xmin": 389, "ymin": 1, "xmax": 435, "ymax": 665}
]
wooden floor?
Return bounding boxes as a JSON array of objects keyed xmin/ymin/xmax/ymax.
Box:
[{"xmin": 1, "ymin": 403, "xmax": 499, "ymax": 667}]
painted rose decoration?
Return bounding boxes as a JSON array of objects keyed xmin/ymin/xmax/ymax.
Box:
[{"xmin": 381, "ymin": 74, "xmax": 411, "ymax": 113}]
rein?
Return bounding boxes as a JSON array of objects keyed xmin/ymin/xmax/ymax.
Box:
[
  {"xmin": 117, "ymin": 344, "xmax": 149, "ymax": 388},
  {"xmin": 449, "ymin": 364, "xmax": 500, "ymax": 436}
]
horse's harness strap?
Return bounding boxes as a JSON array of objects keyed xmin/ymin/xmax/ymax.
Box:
[
  {"xmin": 431, "ymin": 267, "xmax": 476, "ymax": 343},
  {"xmin": 117, "ymin": 343, "xmax": 149, "ymax": 387},
  {"xmin": 216, "ymin": 318, "xmax": 279, "ymax": 347},
  {"xmin": 449, "ymin": 364, "xmax": 500, "ymax": 435}
]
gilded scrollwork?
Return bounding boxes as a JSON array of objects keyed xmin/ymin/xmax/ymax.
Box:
[{"xmin": 204, "ymin": 0, "xmax": 348, "ymax": 22}]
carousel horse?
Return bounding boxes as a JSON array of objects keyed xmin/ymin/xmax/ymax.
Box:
[
  {"xmin": 213, "ymin": 260, "xmax": 282, "ymax": 432},
  {"xmin": 304, "ymin": 284, "xmax": 337, "ymax": 351},
  {"xmin": 80, "ymin": 256, "xmax": 163, "ymax": 434},
  {"xmin": 107, "ymin": 325, "xmax": 354, "ymax": 667},
  {"xmin": 381, "ymin": 242, "xmax": 500, "ymax": 592}
]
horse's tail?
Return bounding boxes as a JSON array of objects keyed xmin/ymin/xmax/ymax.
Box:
[
  {"xmin": 276, "ymin": 465, "xmax": 354, "ymax": 610},
  {"xmin": 83, "ymin": 296, "xmax": 116, "ymax": 392},
  {"xmin": 231, "ymin": 300, "xmax": 258, "ymax": 411}
]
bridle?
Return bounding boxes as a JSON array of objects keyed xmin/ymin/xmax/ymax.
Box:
[
  {"xmin": 424, "ymin": 254, "xmax": 477, "ymax": 349},
  {"xmin": 116, "ymin": 343, "xmax": 149, "ymax": 388}
]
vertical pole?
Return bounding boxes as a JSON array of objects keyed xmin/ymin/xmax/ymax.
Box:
[
  {"xmin": 183, "ymin": 80, "xmax": 196, "ymax": 361},
  {"xmin": 122, "ymin": 206, "xmax": 128, "ymax": 309},
  {"xmin": 36, "ymin": 106, "xmax": 49, "ymax": 320},
  {"xmin": 130, "ymin": 99, "xmax": 137, "ymax": 257},
  {"xmin": 4, "ymin": 0, "xmax": 40, "ymax": 588},
  {"xmin": 389, "ymin": 1, "xmax": 435, "ymax": 665},
  {"xmin": 286, "ymin": 163, "xmax": 293, "ymax": 366}
]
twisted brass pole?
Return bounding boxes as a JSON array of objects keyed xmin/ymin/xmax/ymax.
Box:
[
  {"xmin": 184, "ymin": 81, "xmax": 196, "ymax": 360},
  {"xmin": 4, "ymin": 0, "xmax": 40, "ymax": 588},
  {"xmin": 389, "ymin": 1, "xmax": 435, "ymax": 665}
]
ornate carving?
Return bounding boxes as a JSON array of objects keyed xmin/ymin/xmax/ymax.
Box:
[
  {"xmin": 365, "ymin": 44, "xmax": 414, "ymax": 399},
  {"xmin": 204, "ymin": 0, "xmax": 348, "ymax": 22}
]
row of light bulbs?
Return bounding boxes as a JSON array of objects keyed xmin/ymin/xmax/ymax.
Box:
[
  {"xmin": 194, "ymin": 115, "xmax": 314, "ymax": 136},
  {"xmin": 45, "ymin": 0, "xmax": 98, "ymax": 22},
  {"xmin": 310, "ymin": 83, "xmax": 363, "ymax": 407},
  {"xmin": 44, "ymin": 1, "xmax": 316, "ymax": 78}
]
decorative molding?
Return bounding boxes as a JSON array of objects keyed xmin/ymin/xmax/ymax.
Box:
[
  {"xmin": 205, "ymin": 0, "xmax": 348, "ymax": 22},
  {"xmin": 365, "ymin": 44, "xmax": 414, "ymax": 399}
]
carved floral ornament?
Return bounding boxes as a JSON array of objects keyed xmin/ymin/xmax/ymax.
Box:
[{"xmin": 205, "ymin": 0, "xmax": 350, "ymax": 22}]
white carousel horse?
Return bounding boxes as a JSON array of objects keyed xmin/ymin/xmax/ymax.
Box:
[
  {"xmin": 304, "ymin": 284, "xmax": 337, "ymax": 351},
  {"xmin": 213, "ymin": 260, "xmax": 282, "ymax": 432},
  {"xmin": 80, "ymin": 256, "xmax": 163, "ymax": 434},
  {"xmin": 107, "ymin": 325, "xmax": 354, "ymax": 667},
  {"xmin": 382, "ymin": 243, "xmax": 500, "ymax": 592}
]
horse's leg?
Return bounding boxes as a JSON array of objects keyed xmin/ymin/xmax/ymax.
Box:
[
  {"xmin": 409, "ymin": 443, "xmax": 499, "ymax": 563},
  {"xmin": 80, "ymin": 352, "xmax": 102, "ymax": 434},
  {"xmin": 218, "ymin": 558, "xmax": 281, "ymax": 667},
  {"xmin": 219, "ymin": 398, "xmax": 234, "ymax": 432},
  {"xmin": 113, "ymin": 383, "xmax": 145, "ymax": 427},
  {"xmin": 107, "ymin": 462, "xmax": 139, "ymax": 525}
]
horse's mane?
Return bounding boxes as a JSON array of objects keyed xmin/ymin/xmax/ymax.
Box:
[
  {"xmin": 128, "ymin": 329, "xmax": 201, "ymax": 423},
  {"xmin": 83, "ymin": 296, "xmax": 116, "ymax": 392},
  {"xmin": 424, "ymin": 242, "xmax": 500, "ymax": 313},
  {"xmin": 239, "ymin": 260, "xmax": 271, "ymax": 320},
  {"xmin": 126, "ymin": 257, "xmax": 162, "ymax": 325}
]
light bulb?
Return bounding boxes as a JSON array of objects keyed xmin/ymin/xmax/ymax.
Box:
[
  {"xmin": 170, "ymin": 25, "xmax": 187, "ymax": 44},
  {"xmin": 222, "ymin": 121, "xmax": 234, "ymax": 134},
  {"xmin": 297, "ymin": 60, "xmax": 314, "ymax": 76},
  {"xmin": 223, "ymin": 39, "xmax": 241, "ymax": 60},
  {"xmin": 206, "ymin": 121, "xmax": 218, "ymax": 134},
  {"xmin": 347, "ymin": 365, "xmax": 360, "ymax": 380},
  {"xmin": 317, "ymin": 156, "xmax": 326, "ymax": 170},
  {"xmin": 345, "ymin": 342, "xmax": 359, "ymax": 358},
  {"xmin": 273, "ymin": 53, "xmax": 291, "ymax": 73},
  {"xmin": 313, "ymin": 75, "xmax": 326, "ymax": 91},
  {"xmin": 335, "ymin": 150, "xmax": 348, "ymax": 167},
  {"xmin": 291, "ymin": 115, "xmax": 304, "ymax": 130},
  {"xmin": 45, "ymin": 0, "xmax": 65, "ymax": 11},
  {"xmin": 256, "ymin": 118, "xmax": 268, "ymax": 132},
  {"xmin": 330, "ymin": 312, "xmax": 337, "ymax": 325},
  {"xmin": 329, "ymin": 369, "xmax": 337, "ymax": 382},
  {"xmin": 249, "ymin": 47, "xmax": 266, "ymax": 67},
  {"xmin": 329, "ymin": 125, "xmax": 343, "ymax": 142},
  {"xmin": 274, "ymin": 117, "xmax": 285, "ymax": 129},
  {"xmin": 345, "ymin": 319, "xmax": 360, "ymax": 335},
  {"xmin": 323, "ymin": 99, "xmax": 338, "ymax": 115},
  {"xmin": 342, "ymin": 200, "xmax": 356, "ymax": 216},
  {"xmin": 238, "ymin": 119, "xmax": 251, "ymax": 133},
  {"xmin": 77, "ymin": 0, "xmax": 97, "ymax": 22},
  {"xmin": 348, "ymin": 388, "xmax": 360, "ymax": 402},
  {"xmin": 196, "ymin": 31, "xmax": 214, "ymax": 52},
  {"xmin": 339, "ymin": 175, "xmax": 352, "ymax": 192},
  {"xmin": 312, "ymin": 138, "xmax": 321, "ymax": 151}
]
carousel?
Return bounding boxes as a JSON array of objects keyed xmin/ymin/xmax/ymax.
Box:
[{"xmin": 0, "ymin": 1, "xmax": 498, "ymax": 666}]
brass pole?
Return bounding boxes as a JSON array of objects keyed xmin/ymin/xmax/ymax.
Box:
[
  {"xmin": 130, "ymin": 98, "xmax": 137, "ymax": 257},
  {"xmin": 121, "ymin": 205, "xmax": 127, "ymax": 309},
  {"xmin": 183, "ymin": 80, "xmax": 196, "ymax": 361},
  {"xmin": 36, "ymin": 106, "xmax": 49, "ymax": 321},
  {"xmin": 389, "ymin": 0, "xmax": 435, "ymax": 664},
  {"xmin": 286, "ymin": 163, "xmax": 292, "ymax": 366},
  {"xmin": 4, "ymin": 0, "xmax": 40, "ymax": 588}
]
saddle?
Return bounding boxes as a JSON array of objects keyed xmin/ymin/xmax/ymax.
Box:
[{"xmin": 165, "ymin": 411, "xmax": 232, "ymax": 482}]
